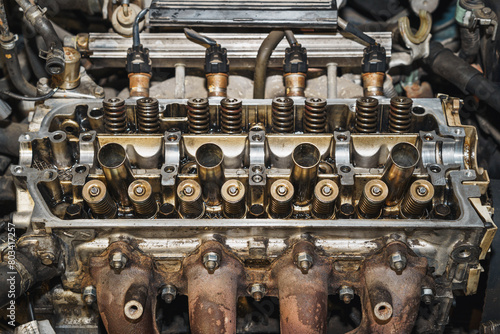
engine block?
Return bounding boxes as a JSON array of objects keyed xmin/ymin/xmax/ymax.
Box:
[{"xmin": 11, "ymin": 95, "xmax": 495, "ymax": 333}]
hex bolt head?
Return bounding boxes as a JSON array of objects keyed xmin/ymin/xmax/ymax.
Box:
[
  {"xmin": 203, "ymin": 252, "xmax": 220, "ymax": 273},
  {"xmin": 40, "ymin": 252, "xmax": 55, "ymax": 266},
  {"xmin": 339, "ymin": 285, "xmax": 354, "ymax": 304},
  {"xmin": 421, "ymin": 287, "xmax": 434, "ymax": 305},
  {"xmin": 161, "ymin": 285, "xmax": 177, "ymax": 304},
  {"xmin": 83, "ymin": 285, "xmax": 97, "ymax": 306},
  {"xmin": 250, "ymin": 284, "xmax": 266, "ymax": 301},
  {"xmin": 389, "ymin": 251, "xmax": 407, "ymax": 272},
  {"xmin": 109, "ymin": 252, "xmax": 128, "ymax": 271},
  {"xmin": 296, "ymin": 252, "xmax": 313, "ymax": 273}
]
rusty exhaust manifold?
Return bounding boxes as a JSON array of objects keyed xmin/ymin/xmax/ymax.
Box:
[{"xmin": 87, "ymin": 240, "xmax": 431, "ymax": 334}]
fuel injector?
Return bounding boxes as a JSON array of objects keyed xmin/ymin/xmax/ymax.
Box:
[
  {"xmin": 283, "ymin": 30, "xmax": 308, "ymax": 97},
  {"xmin": 185, "ymin": 28, "xmax": 229, "ymax": 97},
  {"xmin": 126, "ymin": 8, "xmax": 152, "ymax": 97}
]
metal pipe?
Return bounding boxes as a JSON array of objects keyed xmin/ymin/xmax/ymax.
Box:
[
  {"xmin": 381, "ymin": 142, "xmax": 419, "ymax": 206},
  {"xmin": 253, "ymin": 30, "xmax": 285, "ymax": 99},
  {"xmin": 276, "ymin": 244, "xmax": 329, "ymax": 334},
  {"xmin": 50, "ymin": 131, "xmax": 72, "ymax": 168},
  {"xmin": 195, "ymin": 143, "xmax": 224, "ymax": 206},
  {"xmin": 97, "ymin": 143, "xmax": 134, "ymax": 207},
  {"xmin": 327, "ymin": 62, "xmax": 338, "ymax": 99},
  {"xmin": 369, "ymin": 286, "xmax": 393, "ymax": 322},
  {"xmin": 174, "ymin": 63, "xmax": 186, "ymax": 99},
  {"xmin": 291, "ymin": 143, "xmax": 320, "ymax": 205},
  {"xmin": 15, "ymin": 0, "xmax": 65, "ymax": 75}
]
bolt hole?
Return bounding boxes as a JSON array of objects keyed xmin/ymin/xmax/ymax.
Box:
[
  {"xmin": 14, "ymin": 166, "xmax": 23, "ymax": 174},
  {"xmin": 337, "ymin": 134, "xmax": 347, "ymax": 142},
  {"xmin": 167, "ymin": 134, "xmax": 178, "ymax": 142},
  {"xmin": 252, "ymin": 165, "xmax": 263, "ymax": 174},
  {"xmin": 164, "ymin": 166, "xmax": 176, "ymax": 173},
  {"xmin": 340, "ymin": 166, "xmax": 351, "ymax": 173},
  {"xmin": 81, "ymin": 134, "xmax": 93, "ymax": 142},
  {"xmin": 53, "ymin": 133, "xmax": 63, "ymax": 141},
  {"xmin": 424, "ymin": 134, "xmax": 433, "ymax": 141},
  {"xmin": 65, "ymin": 126, "xmax": 75, "ymax": 133},
  {"xmin": 430, "ymin": 165, "xmax": 441, "ymax": 173},
  {"xmin": 75, "ymin": 166, "xmax": 87, "ymax": 174},
  {"xmin": 252, "ymin": 134, "xmax": 263, "ymax": 142},
  {"xmin": 412, "ymin": 107, "xmax": 425, "ymax": 115},
  {"xmin": 458, "ymin": 249, "xmax": 471, "ymax": 258}
]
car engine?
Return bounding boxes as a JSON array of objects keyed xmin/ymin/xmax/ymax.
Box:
[{"xmin": 0, "ymin": 0, "xmax": 499, "ymax": 333}]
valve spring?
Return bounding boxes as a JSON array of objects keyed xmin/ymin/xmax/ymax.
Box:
[
  {"xmin": 272, "ymin": 97, "xmax": 294, "ymax": 133},
  {"xmin": 269, "ymin": 180, "xmax": 294, "ymax": 218},
  {"xmin": 389, "ymin": 96, "xmax": 413, "ymax": 133},
  {"xmin": 401, "ymin": 180, "xmax": 434, "ymax": 218},
  {"xmin": 128, "ymin": 180, "xmax": 157, "ymax": 217},
  {"xmin": 187, "ymin": 97, "xmax": 210, "ymax": 134},
  {"xmin": 304, "ymin": 97, "xmax": 327, "ymax": 133},
  {"xmin": 358, "ymin": 180, "xmax": 388, "ymax": 218},
  {"xmin": 222, "ymin": 180, "xmax": 246, "ymax": 218},
  {"xmin": 103, "ymin": 97, "xmax": 127, "ymax": 133},
  {"xmin": 136, "ymin": 97, "xmax": 160, "ymax": 133},
  {"xmin": 177, "ymin": 180, "xmax": 204, "ymax": 218},
  {"xmin": 312, "ymin": 180, "xmax": 339, "ymax": 218},
  {"xmin": 220, "ymin": 98, "xmax": 243, "ymax": 134},
  {"xmin": 355, "ymin": 97, "xmax": 379, "ymax": 133},
  {"xmin": 82, "ymin": 180, "xmax": 117, "ymax": 219}
]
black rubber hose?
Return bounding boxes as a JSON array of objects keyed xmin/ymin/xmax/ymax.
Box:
[
  {"xmin": 0, "ymin": 251, "xmax": 59, "ymax": 308},
  {"xmin": 15, "ymin": 0, "xmax": 65, "ymax": 75},
  {"xmin": 22, "ymin": 19, "xmax": 47, "ymax": 79},
  {"xmin": 253, "ymin": 30, "xmax": 285, "ymax": 99},
  {"xmin": 0, "ymin": 122, "xmax": 28, "ymax": 156},
  {"xmin": 425, "ymin": 41, "xmax": 500, "ymax": 112},
  {"xmin": 2, "ymin": 45, "xmax": 37, "ymax": 96}
]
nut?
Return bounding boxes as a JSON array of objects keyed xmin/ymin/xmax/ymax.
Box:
[
  {"xmin": 339, "ymin": 285, "xmax": 354, "ymax": 304},
  {"xmin": 161, "ymin": 285, "xmax": 177, "ymax": 304},
  {"xmin": 83, "ymin": 285, "xmax": 97, "ymax": 306},
  {"xmin": 389, "ymin": 251, "xmax": 407, "ymax": 272},
  {"xmin": 109, "ymin": 251, "xmax": 128, "ymax": 271},
  {"xmin": 296, "ymin": 252, "xmax": 313, "ymax": 273},
  {"xmin": 421, "ymin": 287, "xmax": 434, "ymax": 305},
  {"xmin": 202, "ymin": 252, "xmax": 220, "ymax": 272},
  {"xmin": 249, "ymin": 283, "xmax": 266, "ymax": 301}
]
